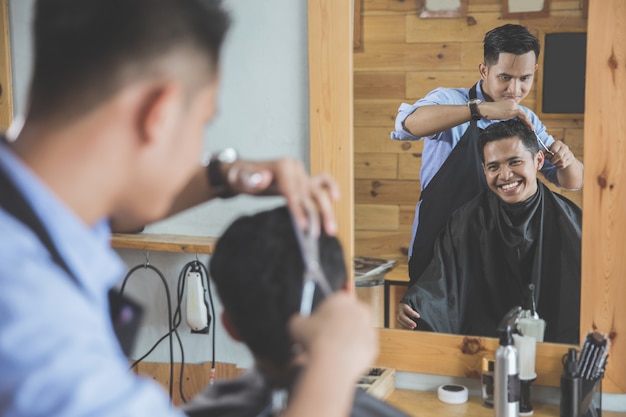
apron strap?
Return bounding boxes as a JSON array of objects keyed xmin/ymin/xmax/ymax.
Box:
[
  {"xmin": 408, "ymin": 82, "xmax": 486, "ymax": 285},
  {"xmin": 0, "ymin": 137, "xmax": 142, "ymax": 356}
]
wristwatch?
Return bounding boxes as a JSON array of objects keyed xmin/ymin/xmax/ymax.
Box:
[
  {"xmin": 467, "ymin": 98, "xmax": 482, "ymax": 121},
  {"xmin": 206, "ymin": 148, "xmax": 238, "ymax": 198}
]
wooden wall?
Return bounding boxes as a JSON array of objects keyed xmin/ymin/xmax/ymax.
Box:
[{"xmin": 353, "ymin": 0, "xmax": 587, "ymax": 283}]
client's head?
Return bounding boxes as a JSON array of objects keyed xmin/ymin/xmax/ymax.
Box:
[
  {"xmin": 479, "ymin": 119, "xmax": 544, "ymax": 204},
  {"xmin": 209, "ymin": 206, "xmax": 347, "ymax": 369}
]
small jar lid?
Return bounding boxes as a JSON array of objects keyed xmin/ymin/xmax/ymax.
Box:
[{"xmin": 437, "ymin": 384, "xmax": 469, "ymax": 404}]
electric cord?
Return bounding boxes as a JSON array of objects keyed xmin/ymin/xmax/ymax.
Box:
[
  {"xmin": 119, "ymin": 262, "xmax": 176, "ymax": 405},
  {"xmin": 197, "ymin": 261, "xmax": 217, "ymax": 375},
  {"xmin": 118, "ymin": 257, "xmax": 217, "ymax": 405}
]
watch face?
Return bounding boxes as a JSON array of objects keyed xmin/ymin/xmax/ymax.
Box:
[{"xmin": 218, "ymin": 147, "xmax": 238, "ymax": 163}]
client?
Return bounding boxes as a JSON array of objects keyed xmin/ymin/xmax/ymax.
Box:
[
  {"xmin": 397, "ymin": 119, "xmax": 581, "ymax": 344},
  {"xmin": 184, "ymin": 206, "xmax": 408, "ymax": 417}
]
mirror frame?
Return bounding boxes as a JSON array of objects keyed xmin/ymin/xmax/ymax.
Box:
[{"xmin": 308, "ymin": 0, "xmax": 625, "ymax": 393}]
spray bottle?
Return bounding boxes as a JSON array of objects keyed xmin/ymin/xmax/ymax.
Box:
[{"xmin": 495, "ymin": 306, "xmax": 522, "ymax": 417}]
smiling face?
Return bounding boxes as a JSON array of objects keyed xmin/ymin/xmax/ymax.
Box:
[
  {"xmin": 482, "ymin": 136, "xmax": 544, "ymax": 204},
  {"xmin": 479, "ymin": 51, "xmax": 538, "ymax": 104}
]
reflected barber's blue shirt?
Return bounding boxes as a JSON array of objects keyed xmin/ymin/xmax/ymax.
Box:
[
  {"xmin": 0, "ymin": 142, "xmax": 183, "ymax": 416},
  {"xmin": 389, "ymin": 81, "xmax": 559, "ymax": 256}
]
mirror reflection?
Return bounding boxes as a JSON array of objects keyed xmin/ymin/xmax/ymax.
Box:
[{"xmin": 353, "ymin": 6, "xmax": 586, "ymax": 345}]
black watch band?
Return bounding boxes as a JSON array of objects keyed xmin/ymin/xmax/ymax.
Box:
[
  {"xmin": 206, "ymin": 148, "xmax": 238, "ymax": 198},
  {"xmin": 467, "ymin": 98, "xmax": 482, "ymax": 121}
]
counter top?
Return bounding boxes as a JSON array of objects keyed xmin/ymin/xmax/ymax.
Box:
[{"xmin": 385, "ymin": 389, "xmax": 625, "ymax": 417}]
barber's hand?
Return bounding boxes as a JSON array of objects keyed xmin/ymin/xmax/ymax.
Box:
[
  {"xmin": 397, "ymin": 303, "xmax": 420, "ymax": 330},
  {"xmin": 289, "ymin": 293, "xmax": 378, "ymax": 380},
  {"xmin": 478, "ymin": 101, "xmax": 533, "ymax": 129},
  {"xmin": 225, "ymin": 158, "xmax": 340, "ymax": 235},
  {"xmin": 544, "ymin": 140, "xmax": 575, "ymax": 170}
]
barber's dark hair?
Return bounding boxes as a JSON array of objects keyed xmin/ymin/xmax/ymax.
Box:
[
  {"xmin": 28, "ymin": 0, "xmax": 230, "ymax": 122},
  {"xmin": 483, "ymin": 24, "xmax": 540, "ymax": 66},
  {"xmin": 209, "ymin": 206, "xmax": 347, "ymax": 367},
  {"xmin": 479, "ymin": 119, "xmax": 539, "ymax": 162}
]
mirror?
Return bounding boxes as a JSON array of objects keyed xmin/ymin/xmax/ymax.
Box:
[
  {"xmin": 353, "ymin": 3, "xmax": 585, "ymax": 343},
  {"xmin": 308, "ymin": 0, "xmax": 625, "ymax": 392}
]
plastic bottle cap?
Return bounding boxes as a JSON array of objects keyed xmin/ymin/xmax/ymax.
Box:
[{"xmin": 437, "ymin": 384, "xmax": 469, "ymax": 404}]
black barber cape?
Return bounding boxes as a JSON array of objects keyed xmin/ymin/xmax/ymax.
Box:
[
  {"xmin": 401, "ymin": 181, "xmax": 581, "ymax": 344},
  {"xmin": 183, "ymin": 366, "xmax": 409, "ymax": 417}
]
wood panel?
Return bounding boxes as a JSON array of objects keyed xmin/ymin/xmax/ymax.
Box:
[
  {"xmin": 354, "ymin": 126, "xmax": 421, "ymax": 154},
  {"xmin": 406, "ymin": 70, "xmax": 479, "ymax": 99},
  {"xmin": 0, "ymin": 0, "xmax": 12, "ymax": 130},
  {"xmin": 355, "ymin": 230, "xmax": 412, "ymax": 260},
  {"xmin": 362, "ymin": 14, "xmax": 405, "ymax": 44},
  {"xmin": 355, "ymin": 204, "xmax": 399, "ymax": 231},
  {"xmin": 308, "ymin": 0, "xmax": 354, "ymax": 278},
  {"xmin": 397, "ymin": 153, "xmax": 422, "ymax": 180},
  {"xmin": 135, "ymin": 361, "xmax": 244, "ymax": 406},
  {"xmin": 354, "ymin": 72, "xmax": 405, "ymax": 100},
  {"xmin": 580, "ymin": 0, "xmax": 626, "ymax": 393},
  {"xmin": 405, "ymin": 12, "xmax": 517, "ymax": 44},
  {"xmin": 354, "ymin": 42, "xmax": 463, "ymax": 72},
  {"xmin": 355, "ymin": 179, "xmax": 420, "ymax": 206},
  {"xmin": 354, "ymin": 99, "xmax": 402, "ymax": 127},
  {"xmin": 111, "ymin": 233, "xmax": 217, "ymax": 254},
  {"xmin": 354, "ymin": 153, "xmax": 398, "ymax": 179}
]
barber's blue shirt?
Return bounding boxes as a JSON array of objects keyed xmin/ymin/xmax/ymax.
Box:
[
  {"xmin": 0, "ymin": 142, "xmax": 183, "ymax": 416},
  {"xmin": 390, "ymin": 81, "xmax": 559, "ymax": 256}
]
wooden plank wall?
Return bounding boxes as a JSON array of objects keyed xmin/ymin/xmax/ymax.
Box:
[
  {"xmin": 134, "ymin": 361, "xmax": 245, "ymax": 407},
  {"xmin": 353, "ymin": 0, "xmax": 586, "ymax": 285}
]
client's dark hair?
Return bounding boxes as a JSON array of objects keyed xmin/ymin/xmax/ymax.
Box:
[
  {"xmin": 479, "ymin": 119, "xmax": 540, "ymax": 162},
  {"xmin": 483, "ymin": 24, "xmax": 540, "ymax": 66},
  {"xmin": 209, "ymin": 206, "xmax": 347, "ymax": 367},
  {"xmin": 29, "ymin": 0, "xmax": 230, "ymax": 122}
]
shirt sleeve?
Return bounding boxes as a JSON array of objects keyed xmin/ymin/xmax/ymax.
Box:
[{"xmin": 391, "ymin": 88, "xmax": 468, "ymax": 141}]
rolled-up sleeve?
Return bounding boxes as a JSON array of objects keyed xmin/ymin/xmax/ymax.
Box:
[{"xmin": 391, "ymin": 103, "xmax": 421, "ymax": 141}]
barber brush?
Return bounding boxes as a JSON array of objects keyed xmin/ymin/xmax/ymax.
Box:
[{"xmin": 514, "ymin": 333, "xmax": 537, "ymax": 416}]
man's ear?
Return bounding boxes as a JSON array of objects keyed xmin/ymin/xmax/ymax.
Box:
[
  {"xmin": 135, "ymin": 82, "xmax": 183, "ymax": 146},
  {"xmin": 221, "ymin": 311, "xmax": 243, "ymax": 342},
  {"xmin": 479, "ymin": 63, "xmax": 488, "ymax": 80},
  {"xmin": 535, "ymin": 149, "xmax": 545, "ymax": 171}
]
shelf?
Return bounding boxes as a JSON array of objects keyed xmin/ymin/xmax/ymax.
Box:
[{"xmin": 110, "ymin": 233, "xmax": 218, "ymax": 254}]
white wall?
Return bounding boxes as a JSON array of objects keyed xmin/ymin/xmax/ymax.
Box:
[{"xmin": 8, "ymin": 0, "xmax": 309, "ymax": 368}]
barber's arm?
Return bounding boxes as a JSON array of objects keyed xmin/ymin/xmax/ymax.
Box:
[
  {"xmin": 286, "ymin": 293, "xmax": 378, "ymax": 417},
  {"xmin": 111, "ymin": 157, "xmax": 340, "ymax": 235},
  {"xmin": 401, "ymin": 100, "xmax": 534, "ymax": 139}
]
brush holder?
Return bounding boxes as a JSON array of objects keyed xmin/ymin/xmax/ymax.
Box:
[{"xmin": 581, "ymin": 378, "xmax": 602, "ymax": 417}]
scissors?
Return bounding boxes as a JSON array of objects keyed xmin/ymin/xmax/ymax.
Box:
[
  {"xmin": 535, "ymin": 132, "xmax": 555, "ymax": 158},
  {"xmin": 291, "ymin": 204, "xmax": 333, "ymax": 316}
]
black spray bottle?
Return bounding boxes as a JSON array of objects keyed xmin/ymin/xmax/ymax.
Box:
[
  {"xmin": 560, "ymin": 348, "xmax": 581, "ymax": 417},
  {"xmin": 495, "ymin": 306, "xmax": 522, "ymax": 417}
]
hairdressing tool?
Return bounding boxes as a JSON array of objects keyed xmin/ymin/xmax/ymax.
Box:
[
  {"xmin": 495, "ymin": 306, "xmax": 522, "ymax": 417},
  {"xmin": 514, "ymin": 333, "xmax": 537, "ymax": 416},
  {"xmin": 518, "ymin": 284, "xmax": 546, "ymax": 342},
  {"xmin": 560, "ymin": 348, "xmax": 581, "ymax": 417},
  {"xmin": 291, "ymin": 205, "xmax": 333, "ymax": 316},
  {"xmin": 535, "ymin": 132, "xmax": 555, "ymax": 157}
]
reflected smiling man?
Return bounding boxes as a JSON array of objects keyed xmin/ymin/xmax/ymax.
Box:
[{"xmin": 398, "ymin": 119, "xmax": 582, "ymax": 344}]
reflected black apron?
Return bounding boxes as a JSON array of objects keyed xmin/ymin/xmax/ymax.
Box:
[
  {"xmin": 0, "ymin": 137, "xmax": 142, "ymax": 357},
  {"xmin": 408, "ymin": 84, "xmax": 487, "ymax": 284}
]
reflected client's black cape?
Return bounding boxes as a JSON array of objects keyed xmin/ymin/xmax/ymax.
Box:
[{"xmin": 401, "ymin": 181, "xmax": 581, "ymax": 344}]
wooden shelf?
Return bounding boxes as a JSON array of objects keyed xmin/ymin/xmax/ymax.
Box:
[{"xmin": 110, "ymin": 233, "xmax": 218, "ymax": 254}]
